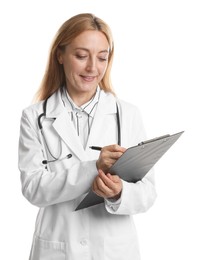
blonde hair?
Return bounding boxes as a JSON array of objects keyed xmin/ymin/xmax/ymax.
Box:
[{"xmin": 35, "ymin": 13, "xmax": 115, "ymax": 101}]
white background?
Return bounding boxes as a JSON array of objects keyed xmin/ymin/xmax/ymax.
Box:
[{"xmin": 0, "ymin": 0, "xmax": 196, "ymax": 259}]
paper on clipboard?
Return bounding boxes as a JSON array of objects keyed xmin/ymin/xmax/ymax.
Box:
[{"xmin": 75, "ymin": 131, "xmax": 184, "ymax": 211}]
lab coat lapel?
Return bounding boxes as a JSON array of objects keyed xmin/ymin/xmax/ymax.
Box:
[
  {"xmin": 53, "ymin": 111, "xmax": 87, "ymax": 161},
  {"xmin": 45, "ymin": 90, "xmax": 88, "ymax": 161},
  {"xmin": 86, "ymin": 91, "xmax": 117, "ymax": 148}
]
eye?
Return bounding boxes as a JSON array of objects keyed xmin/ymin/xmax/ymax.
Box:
[
  {"xmin": 75, "ymin": 54, "xmax": 88, "ymax": 60},
  {"xmin": 98, "ymin": 57, "xmax": 108, "ymax": 62}
]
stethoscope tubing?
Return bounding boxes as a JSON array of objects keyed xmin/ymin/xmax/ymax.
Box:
[{"xmin": 38, "ymin": 96, "xmax": 121, "ymax": 164}]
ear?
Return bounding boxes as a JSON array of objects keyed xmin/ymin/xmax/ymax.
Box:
[{"xmin": 57, "ymin": 49, "xmax": 63, "ymax": 64}]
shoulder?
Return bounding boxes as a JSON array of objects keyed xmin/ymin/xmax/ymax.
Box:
[
  {"xmin": 117, "ymin": 97, "xmax": 145, "ymax": 135},
  {"xmin": 116, "ymin": 98, "xmax": 146, "ymax": 145},
  {"xmin": 100, "ymin": 90, "xmax": 138, "ymax": 108},
  {"xmin": 19, "ymin": 100, "xmax": 44, "ymax": 134},
  {"xmin": 118, "ymin": 98, "xmax": 138, "ymax": 110},
  {"xmin": 21, "ymin": 89, "xmax": 60, "ymax": 119},
  {"xmin": 21, "ymin": 100, "xmax": 44, "ymax": 120},
  {"xmin": 101, "ymin": 90, "xmax": 139, "ymax": 111},
  {"xmin": 117, "ymin": 98, "xmax": 142, "ymax": 118},
  {"xmin": 100, "ymin": 90, "xmax": 142, "ymax": 117}
]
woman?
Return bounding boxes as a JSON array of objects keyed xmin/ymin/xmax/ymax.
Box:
[{"xmin": 18, "ymin": 13, "xmax": 157, "ymax": 260}]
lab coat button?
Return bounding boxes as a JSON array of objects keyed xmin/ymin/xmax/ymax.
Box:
[{"xmin": 80, "ymin": 239, "xmax": 88, "ymax": 246}]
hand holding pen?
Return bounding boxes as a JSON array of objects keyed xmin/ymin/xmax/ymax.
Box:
[
  {"xmin": 90, "ymin": 144, "xmax": 126, "ymax": 199},
  {"xmin": 91, "ymin": 144, "xmax": 126, "ymax": 173}
]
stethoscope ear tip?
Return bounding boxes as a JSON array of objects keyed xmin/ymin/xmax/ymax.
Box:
[{"xmin": 67, "ymin": 154, "xmax": 72, "ymax": 159}]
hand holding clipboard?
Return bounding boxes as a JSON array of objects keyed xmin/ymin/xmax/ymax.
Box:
[{"xmin": 75, "ymin": 131, "xmax": 184, "ymax": 210}]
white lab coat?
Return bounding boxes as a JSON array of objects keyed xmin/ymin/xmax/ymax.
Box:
[{"xmin": 18, "ymin": 89, "xmax": 157, "ymax": 260}]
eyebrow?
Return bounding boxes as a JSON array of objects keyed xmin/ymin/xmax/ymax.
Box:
[{"xmin": 74, "ymin": 47, "xmax": 109, "ymax": 53}]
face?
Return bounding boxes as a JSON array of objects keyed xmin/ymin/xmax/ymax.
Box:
[{"xmin": 58, "ymin": 30, "xmax": 110, "ymax": 103}]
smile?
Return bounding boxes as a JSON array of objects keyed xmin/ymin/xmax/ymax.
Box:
[{"xmin": 81, "ymin": 75, "xmax": 96, "ymax": 82}]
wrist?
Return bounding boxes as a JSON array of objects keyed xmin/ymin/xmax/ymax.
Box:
[{"xmin": 109, "ymin": 190, "xmax": 122, "ymax": 201}]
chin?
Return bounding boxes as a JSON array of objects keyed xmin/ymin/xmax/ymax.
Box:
[{"xmin": 79, "ymin": 84, "xmax": 98, "ymax": 93}]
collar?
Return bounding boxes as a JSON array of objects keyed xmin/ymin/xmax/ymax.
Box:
[
  {"xmin": 61, "ymin": 87, "xmax": 100, "ymax": 118},
  {"xmin": 45, "ymin": 87, "xmax": 117, "ymax": 119}
]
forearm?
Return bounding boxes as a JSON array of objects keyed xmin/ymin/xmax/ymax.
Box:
[{"xmin": 20, "ymin": 160, "xmax": 98, "ymax": 207}]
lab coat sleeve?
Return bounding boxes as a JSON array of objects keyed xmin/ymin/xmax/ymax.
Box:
[
  {"xmin": 105, "ymin": 170, "xmax": 157, "ymax": 215},
  {"xmin": 18, "ymin": 110, "xmax": 98, "ymax": 208},
  {"xmin": 105, "ymin": 101, "xmax": 157, "ymax": 215}
]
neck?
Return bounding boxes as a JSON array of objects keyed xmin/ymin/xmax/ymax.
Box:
[{"xmin": 66, "ymin": 87, "xmax": 97, "ymax": 107}]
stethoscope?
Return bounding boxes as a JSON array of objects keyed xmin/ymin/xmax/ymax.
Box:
[{"xmin": 38, "ymin": 96, "xmax": 121, "ymax": 164}]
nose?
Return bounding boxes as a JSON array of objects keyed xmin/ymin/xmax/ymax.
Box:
[{"xmin": 86, "ymin": 57, "xmax": 96, "ymax": 72}]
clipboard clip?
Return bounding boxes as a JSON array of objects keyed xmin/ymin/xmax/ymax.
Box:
[{"xmin": 138, "ymin": 134, "xmax": 170, "ymax": 146}]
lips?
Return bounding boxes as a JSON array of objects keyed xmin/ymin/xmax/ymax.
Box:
[{"xmin": 80, "ymin": 75, "xmax": 96, "ymax": 82}]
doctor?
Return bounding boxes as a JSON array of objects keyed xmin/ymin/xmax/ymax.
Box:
[{"xmin": 18, "ymin": 13, "xmax": 157, "ymax": 260}]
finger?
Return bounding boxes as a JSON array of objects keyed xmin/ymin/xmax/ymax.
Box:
[
  {"xmin": 100, "ymin": 147, "xmax": 124, "ymax": 158},
  {"xmin": 101, "ymin": 144, "xmax": 126, "ymax": 153},
  {"xmin": 92, "ymin": 177, "xmax": 104, "ymax": 196},
  {"xmin": 99, "ymin": 171, "xmax": 122, "ymax": 195},
  {"xmin": 96, "ymin": 175, "xmax": 112, "ymax": 194},
  {"xmin": 106, "ymin": 173, "xmax": 120, "ymax": 183},
  {"xmin": 103, "ymin": 144, "xmax": 126, "ymax": 153},
  {"xmin": 93, "ymin": 173, "xmax": 122, "ymax": 199},
  {"xmin": 92, "ymin": 176, "xmax": 112, "ymax": 198},
  {"xmin": 98, "ymin": 170, "xmax": 118, "ymax": 190},
  {"xmin": 108, "ymin": 151, "xmax": 124, "ymax": 160}
]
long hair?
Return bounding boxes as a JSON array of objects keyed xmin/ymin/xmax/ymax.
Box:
[{"xmin": 35, "ymin": 13, "xmax": 115, "ymax": 101}]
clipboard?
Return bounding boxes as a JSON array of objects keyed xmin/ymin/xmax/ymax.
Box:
[{"xmin": 75, "ymin": 131, "xmax": 184, "ymax": 211}]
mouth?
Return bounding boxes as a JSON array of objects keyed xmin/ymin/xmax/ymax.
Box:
[{"xmin": 80, "ymin": 75, "xmax": 96, "ymax": 82}]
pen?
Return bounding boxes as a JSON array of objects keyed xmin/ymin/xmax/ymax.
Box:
[{"xmin": 89, "ymin": 146, "xmax": 102, "ymax": 151}]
